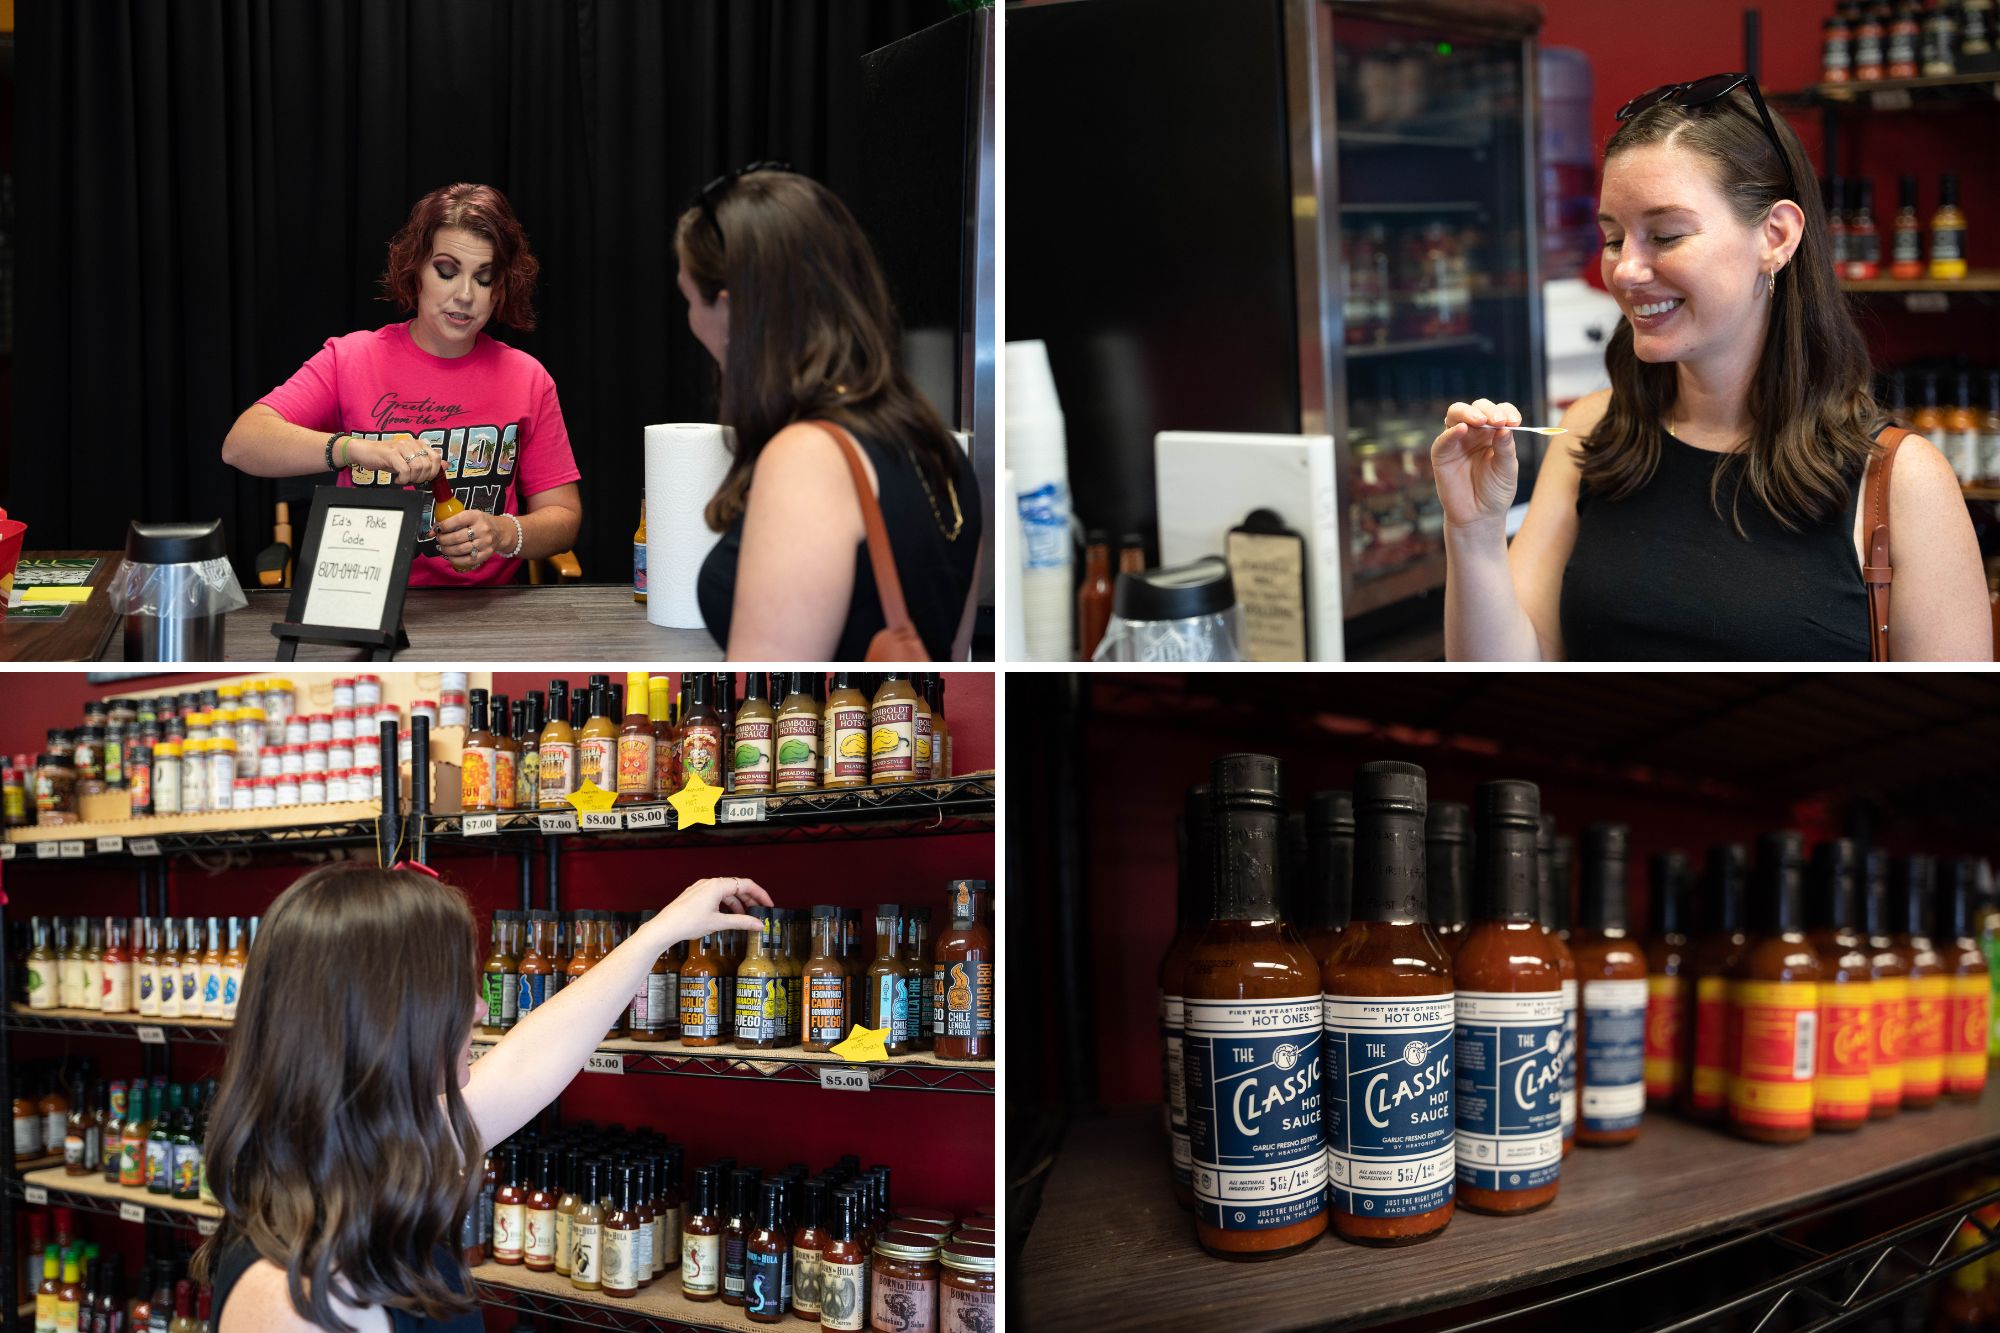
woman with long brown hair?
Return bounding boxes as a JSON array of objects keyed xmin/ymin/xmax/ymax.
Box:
[
  {"xmin": 676, "ymin": 165, "xmax": 982, "ymax": 659},
  {"xmin": 1433, "ymin": 75, "xmax": 1989, "ymax": 661},
  {"xmin": 199, "ymin": 863, "xmax": 769, "ymax": 1331}
]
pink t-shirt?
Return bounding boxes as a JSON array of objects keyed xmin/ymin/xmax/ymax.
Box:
[{"xmin": 259, "ymin": 323, "xmax": 581, "ymax": 587}]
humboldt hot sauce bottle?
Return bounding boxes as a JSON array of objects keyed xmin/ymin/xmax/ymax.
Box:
[
  {"xmin": 912, "ymin": 672, "xmax": 935, "ymax": 782},
  {"xmin": 1300, "ymin": 790, "xmax": 1354, "ymax": 969},
  {"xmin": 462, "ymin": 690, "xmax": 497, "ymax": 812},
  {"xmin": 869, "ymin": 675, "xmax": 920, "ymax": 784},
  {"xmin": 1683, "ymin": 844, "xmax": 1749, "ymax": 1123},
  {"xmin": 926, "ymin": 675, "xmax": 952, "ymax": 779},
  {"xmin": 1807, "ymin": 840, "xmax": 1874, "ymax": 1131},
  {"xmin": 578, "ymin": 678, "xmax": 618, "ymax": 793},
  {"xmin": 1727, "ymin": 832, "xmax": 1823, "ymax": 1144},
  {"xmin": 683, "ymin": 1166, "xmax": 723, "ymax": 1301},
  {"xmin": 1571, "ymin": 824, "xmax": 1646, "ymax": 1147},
  {"xmin": 1938, "ymin": 858, "xmax": 1991, "ymax": 1101},
  {"xmin": 1184, "ymin": 753, "xmax": 1327, "ymax": 1259},
  {"xmin": 525, "ymin": 1148, "xmax": 558, "ymax": 1273},
  {"xmin": 1323, "ymin": 759, "xmax": 1452, "ymax": 1246},
  {"xmin": 775, "ymin": 674, "xmax": 821, "ymax": 793},
  {"xmin": 1892, "ymin": 854, "xmax": 1946, "ymax": 1109},
  {"xmin": 1642, "ymin": 852, "xmax": 1691, "ymax": 1109},
  {"xmin": 1536, "ymin": 815, "xmax": 1578, "ymax": 1158},
  {"xmin": 824, "ymin": 674, "xmax": 871, "ymax": 789},
  {"xmin": 1862, "ymin": 849, "xmax": 1909, "ymax": 1119},
  {"xmin": 1425, "ymin": 800, "xmax": 1471, "ymax": 956},
  {"xmin": 733, "ymin": 674, "xmax": 776, "ymax": 795},
  {"xmin": 1453, "ymin": 780, "xmax": 1564, "ymax": 1216},
  {"xmin": 617, "ymin": 672, "xmax": 656, "ymax": 803},
  {"xmin": 538, "ymin": 680, "xmax": 577, "ymax": 807},
  {"xmin": 680, "ymin": 674, "xmax": 724, "ymax": 788}
]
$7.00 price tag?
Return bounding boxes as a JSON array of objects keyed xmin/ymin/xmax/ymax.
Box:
[
  {"xmin": 462, "ymin": 813, "xmax": 498, "ymax": 836},
  {"xmin": 120, "ymin": 1202, "xmax": 147, "ymax": 1224},
  {"xmin": 585, "ymin": 1052, "xmax": 625, "ymax": 1075},
  {"xmin": 819, "ymin": 1068, "xmax": 871, "ymax": 1092},
  {"xmin": 538, "ymin": 812, "xmax": 577, "ymax": 834}
]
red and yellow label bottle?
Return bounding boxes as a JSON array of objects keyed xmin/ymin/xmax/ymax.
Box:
[{"xmin": 1728, "ymin": 979, "xmax": 1819, "ymax": 1138}]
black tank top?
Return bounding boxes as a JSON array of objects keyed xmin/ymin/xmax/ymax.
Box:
[
  {"xmin": 210, "ymin": 1239, "xmax": 484, "ymax": 1332},
  {"xmin": 698, "ymin": 429, "xmax": 981, "ymax": 659},
  {"xmin": 1560, "ymin": 427, "xmax": 1872, "ymax": 661}
]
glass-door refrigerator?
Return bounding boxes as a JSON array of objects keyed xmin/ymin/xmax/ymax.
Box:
[{"xmin": 1008, "ymin": 0, "xmax": 1545, "ymax": 656}]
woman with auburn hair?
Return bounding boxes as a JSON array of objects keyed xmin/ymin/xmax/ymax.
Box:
[
  {"xmin": 676, "ymin": 164, "xmax": 982, "ymax": 659},
  {"xmin": 222, "ymin": 183, "xmax": 583, "ymax": 585},
  {"xmin": 1433, "ymin": 75, "xmax": 1990, "ymax": 662},
  {"xmin": 196, "ymin": 863, "xmax": 771, "ymax": 1331}
]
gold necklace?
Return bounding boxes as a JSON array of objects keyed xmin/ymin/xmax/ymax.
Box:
[{"xmin": 913, "ymin": 460, "xmax": 964, "ymax": 541}]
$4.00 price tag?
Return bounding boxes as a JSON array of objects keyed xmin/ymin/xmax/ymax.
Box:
[
  {"xmin": 585, "ymin": 1052, "xmax": 625, "ymax": 1075},
  {"xmin": 23, "ymin": 1186, "xmax": 47, "ymax": 1205},
  {"xmin": 96, "ymin": 835, "xmax": 124, "ymax": 854},
  {"xmin": 137, "ymin": 1026, "xmax": 167, "ymax": 1046},
  {"xmin": 819, "ymin": 1068, "xmax": 872, "ymax": 1093},
  {"xmin": 119, "ymin": 1203, "xmax": 147, "ymax": 1224},
  {"xmin": 462, "ymin": 814, "xmax": 498, "ymax": 836},
  {"xmin": 538, "ymin": 812, "xmax": 578, "ymax": 834},
  {"xmin": 720, "ymin": 798, "xmax": 767, "ymax": 824}
]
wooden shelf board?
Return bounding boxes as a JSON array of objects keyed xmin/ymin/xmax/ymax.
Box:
[
  {"xmin": 20, "ymin": 1165, "xmax": 221, "ymax": 1219},
  {"xmin": 4, "ymin": 801, "xmax": 381, "ymax": 845},
  {"xmin": 9, "ymin": 1004, "xmax": 233, "ymax": 1031},
  {"xmin": 1020, "ymin": 1087, "xmax": 2000, "ymax": 1333},
  {"xmin": 472, "ymin": 1261, "xmax": 766, "ymax": 1332},
  {"xmin": 1840, "ymin": 270, "xmax": 2000, "ymax": 292}
]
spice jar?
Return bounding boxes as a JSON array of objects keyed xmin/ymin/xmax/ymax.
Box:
[
  {"xmin": 938, "ymin": 1242, "xmax": 994, "ymax": 1333},
  {"xmin": 253, "ymin": 777, "xmax": 278, "ymax": 810},
  {"xmin": 302, "ymin": 773, "xmax": 327, "ymax": 806},
  {"xmin": 276, "ymin": 775, "xmax": 301, "ymax": 807},
  {"xmin": 332, "ymin": 677, "xmax": 357, "ymax": 710},
  {"xmin": 33, "ymin": 753, "xmax": 79, "ymax": 826},
  {"xmin": 328, "ymin": 770, "xmax": 350, "ymax": 803},
  {"xmin": 152, "ymin": 740, "xmax": 183, "ymax": 816},
  {"xmin": 870, "ymin": 1230, "xmax": 940, "ymax": 1333}
]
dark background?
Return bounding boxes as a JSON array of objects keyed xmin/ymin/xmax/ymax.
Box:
[{"xmin": 10, "ymin": 0, "xmax": 966, "ymax": 582}]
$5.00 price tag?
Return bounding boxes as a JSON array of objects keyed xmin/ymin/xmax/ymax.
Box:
[
  {"xmin": 137, "ymin": 1026, "xmax": 167, "ymax": 1046},
  {"xmin": 819, "ymin": 1068, "xmax": 871, "ymax": 1093},
  {"xmin": 538, "ymin": 812, "xmax": 578, "ymax": 834},
  {"xmin": 462, "ymin": 814, "xmax": 498, "ymax": 836},
  {"xmin": 23, "ymin": 1186, "xmax": 47, "ymax": 1205},
  {"xmin": 585, "ymin": 1052, "xmax": 624, "ymax": 1075},
  {"xmin": 120, "ymin": 1203, "xmax": 147, "ymax": 1224},
  {"xmin": 96, "ymin": 835, "xmax": 125, "ymax": 854}
]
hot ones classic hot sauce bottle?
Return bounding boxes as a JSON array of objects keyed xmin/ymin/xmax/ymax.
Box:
[
  {"xmin": 1728, "ymin": 833, "xmax": 1823, "ymax": 1144},
  {"xmin": 1806, "ymin": 840, "xmax": 1874, "ymax": 1132},
  {"xmin": 1571, "ymin": 824, "xmax": 1647, "ymax": 1147},
  {"xmin": 1323, "ymin": 760, "xmax": 1453, "ymax": 1246},
  {"xmin": 1425, "ymin": 801, "xmax": 1471, "ymax": 957},
  {"xmin": 1453, "ymin": 781, "xmax": 1564, "ymax": 1216},
  {"xmin": 1182, "ymin": 754, "xmax": 1327, "ymax": 1260},
  {"xmin": 1642, "ymin": 852, "xmax": 1692, "ymax": 1109},
  {"xmin": 1300, "ymin": 790, "xmax": 1354, "ymax": 969},
  {"xmin": 1535, "ymin": 815, "xmax": 1579, "ymax": 1158},
  {"xmin": 1157, "ymin": 788, "xmax": 1210, "ymax": 1210},
  {"xmin": 1684, "ymin": 845, "xmax": 1749, "ymax": 1122},
  {"xmin": 1938, "ymin": 859, "xmax": 1992, "ymax": 1102},
  {"xmin": 1893, "ymin": 855, "xmax": 1947, "ymax": 1109}
]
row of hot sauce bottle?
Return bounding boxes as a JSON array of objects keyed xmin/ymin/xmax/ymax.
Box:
[
  {"xmin": 457, "ymin": 671, "xmax": 955, "ymax": 812},
  {"xmin": 476, "ymin": 882, "xmax": 995, "ymax": 1061},
  {"xmin": 21, "ymin": 1211, "xmax": 212, "ymax": 1333},
  {"xmin": 22, "ymin": 916, "xmax": 254, "ymax": 1020},
  {"xmin": 466, "ymin": 1131, "xmax": 994, "ymax": 1329},
  {"xmin": 1156, "ymin": 755, "xmax": 1993, "ymax": 1259}
]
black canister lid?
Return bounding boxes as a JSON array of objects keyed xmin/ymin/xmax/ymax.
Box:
[
  {"xmin": 1112, "ymin": 557, "xmax": 1235, "ymax": 621},
  {"xmin": 124, "ymin": 519, "xmax": 226, "ymax": 565}
]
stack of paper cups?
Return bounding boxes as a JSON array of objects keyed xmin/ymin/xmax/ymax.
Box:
[
  {"xmin": 643, "ymin": 423, "xmax": 737, "ymax": 631},
  {"xmin": 1003, "ymin": 468, "xmax": 1028, "ymax": 661},
  {"xmin": 1006, "ymin": 340, "xmax": 1074, "ymax": 662}
]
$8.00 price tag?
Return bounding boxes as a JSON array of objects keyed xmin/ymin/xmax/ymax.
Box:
[
  {"xmin": 120, "ymin": 1203, "xmax": 147, "ymax": 1224},
  {"xmin": 581, "ymin": 810, "xmax": 622, "ymax": 832},
  {"xmin": 585, "ymin": 1052, "xmax": 625, "ymax": 1075},
  {"xmin": 820, "ymin": 1068, "xmax": 872, "ymax": 1092},
  {"xmin": 0, "ymin": 844, "xmax": 14, "ymax": 860},
  {"xmin": 624, "ymin": 806, "xmax": 668, "ymax": 829},
  {"xmin": 462, "ymin": 814, "xmax": 498, "ymax": 836}
]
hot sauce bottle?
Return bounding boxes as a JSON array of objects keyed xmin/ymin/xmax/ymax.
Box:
[
  {"xmin": 902, "ymin": 907, "xmax": 933, "ymax": 1052},
  {"xmin": 925, "ymin": 675, "xmax": 952, "ymax": 780},
  {"xmin": 1425, "ymin": 800, "xmax": 1471, "ymax": 957},
  {"xmin": 735, "ymin": 909, "xmax": 785, "ymax": 1051},
  {"xmin": 617, "ymin": 672, "xmax": 656, "ymax": 803},
  {"xmin": 1938, "ymin": 858, "xmax": 1992, "ymax": 1101},
  {"xmin": 724, "ymin": 1167, "xmax": 759, "ymax": 1305},
  {"xmin": 817, "ymin": 1189, "xmax": 867, "ymax": 1332},
  {"xmin": 570, "ymin": 1160, "xmax": 605, "ymax": 1292},
  {"xmin": 602, "ymin": 1163, "xmax": 642, "ymax": 1299},
  {"xmin": 1642, "ymin": 852, "xmax": 1692, "ymax": 1109},
  {"xmin": 912, "ymin": 672, "xmax": 935, "ymax": 783},
  {"xmin": 807, "ymin": 907, "xmax": 854, "ymax": 1055},
  {"xmin": 1453, "ymin": 780, "xmax": 1564, "ymax": 1217},
  {"xmin": 869, "ymin": 675, "xmax": 920, "ymax": 784},
  {"xmin": 823, "ymin": 675, "xmax": 871, "ymax": 789},
  {"xmin": 1187, "ymin": 753, "xmax": 1328, "ymax": 1258},
  {"xmin": 680, "ymin": 933, "xmax": 729, "ymax": 1049},
  {"xmin": 934, "ymin": 881, "xmax": 993, "ymax": 1064},
  {"xmin": 733, "ymin": 674, "xmax": 776, "ymax": 795},
  {"xmin": 515, "ymin": 695, "xmax": 541, "ymax": 810},
  {"xmin": 554, "ymin": 1151, "xmax": 581, "ymax": 1278},
  {"xmin": 1727, "ymin": 832, "xmax": 1824, "ymax": 1145},
  {"xmin": 1845, "ymin": 180, "xmax": 1880, "ymax": 279},
  {"xmin": 865, "ymin": 907, "xmax": 912, "ymax": 1056},
  {"xmin": 1892, "ymin": 854, "xmax": 1946, "ymax": 1108},
  {"xmin": 491, "ymin": 693, "xmax": 519, "ymax": 811},
  {"xmin": 774, "ymin": 674, "xmax": 821, "ymax": 793},
  {"xmin": 1535, "ymin": 815, "xmax": 1579, "ymax": 1158},
  {"xmin": 1861, "ymin": 850, "xmax": 1909, "ymax": 1118},
  {"xmin": 792, "ymin": 1177, "xmax": 829, "ymax": 1322},
  {"xmin": 1570, "ymin": 825, "xmax": 1647, "ymax": 1147},
  {"xmin": 538, "ymin": 680, "xmax": 577, "ymax": 807},
  {"xmin": 483, "ymin": 914, "xmax": 518, "ymax": 1036},
  {"xmin": 492, "ymin": 1144, "xmax": 526, "ymax": 1265},
  {"xmin": 525, "ymin": 1147, "xmax": 558, "ymax": 1273},
  {"xmin": 680, "ymin": 674, "xmax": 724, "ymax": 788},
  {"xmin": 517, "ymin": 911, "xmax": 553, "ymax": 1023},
  {"xmin": 684, "ymin": 1165, "xmax": 723, "ymax": 1302},
  {"xmin": 1891, "ymin": 174, "xmax": 1925, "ymax": 279},
  {"xmin": 462, "ymin": 690, "xmax": 498, "ymax": 812},
  {"xmin": 1297, "ymin": 790, "xmax": 1354, "ymax": 970},
  {"xmin": 1683, "ymin": 844, "xmax": 1749, "ymax": 1123},
  {"xmin": 578, "ymin": 678, "xmax": 618, "ymax": 793},
  {"xmin": 1929, "ymin": 173, "xmax": 1967, "ymax": 281},
  {"xmin": 1806, "ymin": 840, "xmax": 1874, "ymax": 1131},
  {"xmin": 745, "ymin": 1179, "xmax": 788, "ymax": 1323}
]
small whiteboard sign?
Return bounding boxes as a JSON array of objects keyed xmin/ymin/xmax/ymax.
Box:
[{"xmin": 302, "ymin": 505, "xmax": 410, "ymax": 629}]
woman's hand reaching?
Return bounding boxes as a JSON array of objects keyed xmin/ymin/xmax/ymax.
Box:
[{"xmin": 658, "ymin": 876, "xmax": 774, "ymax": 946}]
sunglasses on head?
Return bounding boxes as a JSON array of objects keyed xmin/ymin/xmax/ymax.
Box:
[
  {"xmin": 690, "ymin": 160, "xmax": 795, "ymax": 247},
  {"xmin": 1615, "ymin": 73, "xmax": 1798, "ymax": 204}
]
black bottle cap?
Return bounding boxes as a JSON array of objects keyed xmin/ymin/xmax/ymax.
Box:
[
  {"xmin": 1648, "ymin": 852, "xmax": 1690, "ymax": 936},
  {"xmin": 1352, "ymin": 760, "xmax": 1429, "ymax": 923},
  {"xmin": 1939, "ymin": 857, "xmax": 1981, "ymax": 939},
  {"xmin": 1756, "ymin": 832, "xmax": 1807, "ymax": 935},
  {"xmin": 1425, "ymin": 800, "xmax": 1472, "ymax": 928},
  {"xmin": 1473, "ymin": 780, "xmax": 1540, "ymax": 921},
  {"xmin": 1309, "ymin": 789, "xmax": 1355, "ymax": 834},
  {"xmin": 1304, "ymin": 789, "xmax": 1355, "ymax": 932},
  {"xmin": 692, "ymin": 1165, "xmax": 718, "ymax": 1217},
  {"xmin": 760, "ymin": 1179, "xmax": 785, "ymax": 1231},
  {"xmin": 799, "ymin": 1178, "xmax": 828, "ymax": 1232},
  {"xmin": 1181, "ymin": 784, "xmax": 1215, "ymax": 927},
  {"xmin": 581, "ymin": 1159, "xmax": 603, "ymax": 1204},
  {"xmin": 1704, "ymin": 844, "xmax": 1748, "ymax": 935},
  {"xmin": 1209, "ymin": 754, "xmax": 1285, "ymax": 922},
  {"xmin": 1535, "ymin": 814, "xmax": 1560, "ymax": 930},
  {"xmin": 1862, "ymin": 848, "xmax": 1892, "ymax": 937},
  {"xmin": 1549, "ymin": 834, "xmax": 1575, "ymax": 931},
  {"xmin": 1891, "ymin": 854, "xmax": 1936, "ymax": 938},
  {"xmin": 730, "ymin": 1166, "xmax": 760, "ymax": 1219},
  {"xmin": 832, "ymin": 1188, "xmax": 862, "ymax": 1241},
  {"xmin": 1579, "ymin": 823, "xmax": 1631, "ymax": 931},
  {"xmin": 1426, "ymin": 800, "xmax": 1471, "ymax": 842},
  {"xmin": 1808, "ymin": 839, "xmax": 1860, "ymax": 932}
]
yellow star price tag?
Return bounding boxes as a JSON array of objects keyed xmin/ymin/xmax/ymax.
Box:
[
  {"xmin": 829, "ymin": 1023, "xmax": 891, "ymax": 1063},
  {"xmin": 566, "ymin": 781, "xmax": 618, "ymax": 814},
  {"xmin": 668, "ymin": 772, "xmax": 722, "ymax": 828}
]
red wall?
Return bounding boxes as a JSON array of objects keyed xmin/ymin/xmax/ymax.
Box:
[{"xmin": 1539, "ymin": 0, "xmax": 1999, "ymax": 365}]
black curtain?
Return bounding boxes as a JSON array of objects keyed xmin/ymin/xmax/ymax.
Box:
[{"xmin": 14, "ymin": 0, "xmax": 944, "ymax": 581}]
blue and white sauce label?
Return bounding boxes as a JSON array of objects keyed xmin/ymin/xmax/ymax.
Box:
[
  {"xmin": 1454, "ymin": 990, "xmax": 1565, "ymax": 1192},
  {"xmin": 1324, "ymin": 993, "xmax": 1455, "ymax": 1218},
  {"xmin": 1184, "ymin": 996, "xmax": 1325, "ymax": 1231},
  {"xmin": 1560, "ymin": 979, "xmax": 1578, "ymax": 1144},
  {"xmin": 1582, "ymin": 978, "xmax": 1648, "ymax": 1133}
]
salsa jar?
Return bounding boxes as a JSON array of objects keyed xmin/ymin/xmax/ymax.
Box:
[
  {"xmin": 938, "ymin": 1241, "xmax": 994, "ymax": 1333},
  {"xmin": 870, "ymin": 1230, "xmax": 939, "ymax": 1333}
]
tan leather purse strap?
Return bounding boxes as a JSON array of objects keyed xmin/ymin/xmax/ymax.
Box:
[
  {"xmin": 1862, "ymin": 425, "xmax": 1909, "ymax": 662},
  {"xmin": 809, "ymin": 419, "xmax": 918, "ymax": 636}
]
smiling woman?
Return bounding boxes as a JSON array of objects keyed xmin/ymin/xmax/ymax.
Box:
[{"xmin": 218, "ymin": 183, "xmax": 583, "ymax": 588}]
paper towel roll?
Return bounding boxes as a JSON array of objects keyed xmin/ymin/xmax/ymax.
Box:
[{"xmin": 644, "ymin": 423, "xmax": 737, "ymax": 631}]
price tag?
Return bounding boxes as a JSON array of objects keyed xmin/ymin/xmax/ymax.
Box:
[
  {"xmin": 119, "ymin": 1202, "xmax": 147, "ymax": 1224},
  {"xmin": 581, "ymin": 811, "xmax": 622, "ymax": 832},
  {"xmin": 624, "ymin": 806, "xmax": 668, "ymax": 829},
  {"xmin": 59, "ymin": 840, "xmax": 87, "ymax": 859},
  {"xmin": 1869, "ymin": 88, "xmax": 1913, "ymax": 111},
  {"xmin": 463, "ymin": 814, "xmax": 498, "ymax": 836},
  {"xmin": 197, "ymin": 1219, "xmax": 219, "ymax": 1236},
  {"xmin": 0, "ymin": 844, "xmax": 14, "ymax": 860},
  {"xmin": 469, "ymin": 1044, "xmax": 491, "ymax": 1063},
  {"xmin": 538, "ymin": 812, "xmax": 578, "ymax": 834},
  {"xmin": 137, "ymin": 1026, "xmax": 167, "ymax": 1046},
  {"xmin": 585, "ymin": 1052, "xmax": 625, "ymax": 1075},
  {"xmin": 130, "ymin": 838, "xmax": 161, "ymax": 857},
  {"xmin": 24, "ymin": 1185, "xmax": 48, "ymax": 1205},
  {"xmin": 35, "ymin": 841, "xmax": 59, "ymax": 859},
  {"xmin": 820, "ymin": 1068, "xmax": 872, "ymax": 1092},
  {"xmin": 720, "ymin": 798, "xmax": 768, "ymax": 824},
  {"xmin": 1904, "ymin": 292, "xmax": 1950, "ymax": 314},
  {"xmin": 96, "ymin": 835, "xmax": 125, "ymax": 854}
]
